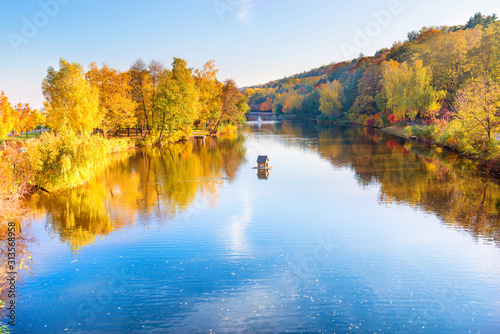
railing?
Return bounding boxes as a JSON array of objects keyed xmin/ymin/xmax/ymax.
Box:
[{"xmin": 93, "ymin": 126, "xmax": 144, "ymax": 137}]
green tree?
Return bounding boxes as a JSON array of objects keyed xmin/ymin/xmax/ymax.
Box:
[
  {"xmin": 465, "ymin": 12, "xmax": 498, "ymax": 29},
  {"xmin": 211, "ymin": 79, "xmax": 248, "ymax": 135},
  {"xmin": 301, "ymin": 90, "xmax": 321, "ymax": 117},
  {"xmin": 349, "ymin": 63, "xmax": 383, "ymax": 118},
  {"xmin": 42, "ymin": 58, "xmax": 100, "ymax": 134},
  {"xmin": 156, "ymin": 58, "xmax": 200, "ymax": 144}
]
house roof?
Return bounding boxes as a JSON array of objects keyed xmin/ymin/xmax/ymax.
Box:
[{"xmin": 257, "ymin": 155, "xmax": 268, "ymax": 163}]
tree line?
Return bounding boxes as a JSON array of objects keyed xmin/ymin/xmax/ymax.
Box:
[{"xmin": 1, "ymin": 57, "xmax": 248, "ymax": 147}]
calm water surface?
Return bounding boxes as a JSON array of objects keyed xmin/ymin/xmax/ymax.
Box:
[{"xmin": 5, "ymin": 122, "xmax": 500, "ymax": 333}]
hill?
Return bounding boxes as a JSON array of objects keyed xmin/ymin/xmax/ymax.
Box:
[{"xmin": 244, "ymin": 12, "xmax": 500, "ymax": 136}]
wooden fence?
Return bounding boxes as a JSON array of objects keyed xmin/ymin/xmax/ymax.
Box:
[{"xmin": 93, "ymin": 126, "xmax": 145, "ymax": 137}]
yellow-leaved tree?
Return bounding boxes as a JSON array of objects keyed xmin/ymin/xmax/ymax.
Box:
[
  {"xmin": 451, "ymin": 77, "xmax": 500, "ymax": 154},
  {"xmin": 86, "ymin": 62, "xmax": 137, "ymax": 137},
  {"xmin": 42, "ymin": 58, "xmax": 101, "ymax": 134},
  {"xmin": 0, "ymin": 91, "xmax": 16, "ymax": 148},
  {"xmin": 194, "ymin": 60, "xmax": 222, "ymax": 129},
  {"xmin": 382, "ymin": 59, "xmax": 444, "ymax": 121},
  {"xmin": 319, "ymin": 80, "xmax": 343, "ymax": 118}
]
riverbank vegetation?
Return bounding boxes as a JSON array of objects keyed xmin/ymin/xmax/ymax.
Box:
[{"xmin": 245, "ymin": 13, "xmax": 500, "ymax": 165}]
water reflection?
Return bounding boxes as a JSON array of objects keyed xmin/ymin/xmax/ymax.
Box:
[
  {"xmin": 274, "ymin": 122, "xmax": 500, "ymax": 245},
  {"xmin": 257, "ymin": 169, "xmax": 269, "ymax": 180},
  {"xmin": 30, "ymin": 136, "xmax": 246, "ymax": 252}
]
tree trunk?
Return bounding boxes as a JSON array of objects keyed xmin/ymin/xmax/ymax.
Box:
[
  {"xmin": 139, "ymin": 77, "xmax": 149, "ymax": 137},
  {"xmin": 211, "ymin": 110, "xmax": 227, "ymax": 136},
  {"xmin": 157, "ymin": 111, "xmax": 167, "ymax": 146}
]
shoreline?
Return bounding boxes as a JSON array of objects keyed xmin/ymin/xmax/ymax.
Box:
[{"xmin": 380, "ymin": 124, "xmax": 500, "ymax": 179}]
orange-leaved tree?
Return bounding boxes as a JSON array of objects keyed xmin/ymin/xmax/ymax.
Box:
[
  {"xmin": 86, "ymin": 62, "xmax": 136, "ymax": 137},
  {"xmin": 13, "ymin": 102, "xmax": 44, "ymax": 139}
]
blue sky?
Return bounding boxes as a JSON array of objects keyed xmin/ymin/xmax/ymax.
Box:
[{"xmin": 1, "ymin": 0, "xmax": 500, "ymax": 108}]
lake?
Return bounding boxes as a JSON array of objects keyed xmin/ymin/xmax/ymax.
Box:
[{"xmin": 4, "ymin": 122, "xmax": 500, "ymax": 333}]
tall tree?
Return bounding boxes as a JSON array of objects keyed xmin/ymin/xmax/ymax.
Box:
[
  {"xmin": 129, "ymin": 59, "xmax": 152, "ymax": 136},
  {"xmin": 382, "ymin": 59, "xmax": 443, "ymax": 121},
  {"xmin": 148, "ymin": 60, "xmax": 165, "ymax": 129},
  {"xmin": 319, "ymin": 80, "xmax": 343, "ymax": 118},
  {"xmin": 42, "ymin": 58, "xmax": 100, "ymax": 134},
  {"xmin": 194, "ymin": 60, "xmax": 222, "ymax": 129},
  {"xmin": 156, "ymin": 58, "xmax": 200, "ymax": 144},
  {"xmin": 86, "ymin": 62, "xmax": 137, "ymax": 137},
  {"xmin": 453, "ymin": 77, "xmax": 500, "ymax": 153},
  {"xmin": 349, "ymin": 63, "xmax": 383, "ymax": 117},
  {"xmin": 282, "ymin": 89, "xmax": 303, "ymax": 114},
  {"xmin": 420, "ymin": 28, "xmax": 482, "ymax": 101},
  {"xmin": 211, "ymin": 79, "xmax": 248, "ymax": 135}
]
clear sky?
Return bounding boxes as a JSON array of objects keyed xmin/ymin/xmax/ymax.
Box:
[{"xmin": 1, "ymin": 0, "xmax": 500, "ymax": 109}]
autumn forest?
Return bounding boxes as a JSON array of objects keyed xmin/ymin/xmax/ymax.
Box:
[{"xmin": 245, "ymin": 13, "xmax": 500, "ymax": 159}]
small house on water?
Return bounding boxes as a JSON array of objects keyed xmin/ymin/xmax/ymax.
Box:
[{"xmin": 257, "ymin": 155, "xmax": 269, "ymax": 169}]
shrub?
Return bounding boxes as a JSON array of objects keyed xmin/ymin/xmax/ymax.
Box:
[
  {"xmin": 107, "ymin": 138, "xmax": 134, "ymax": 154},
  {"xmin": 218, "ymin": 124, "xmax": 238, "ymax": 136},
  {"xmin": 27, "ymin": 127, "xmax": 109, "ymax": 191},
  {"xmin": 0, "ymin": 146, "xmax": 33, "ymax": 222},
  {"xmin": 139, "ymin": 135, "xmax": 156, "ymax": 147},
  {"xmin": 404, "ymin": 126, "xmax": 413, "ymax": 137},
  {"xmin": 437, "ymin": 120, "xmax": 500, "ymax": 157},
  {"xmin": 407, "ymin": 125, "xmax": 439, "ymax": 141},
  {"xmin": 365, "ymin": 117, "xmax": 377, "ymax": 127},
  {"xmin": 376, "ymin": 115, "xmax": 391, "ymax": 128}
]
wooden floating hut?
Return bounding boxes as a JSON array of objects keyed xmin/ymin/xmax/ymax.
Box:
[
  {"xmin": 257, "ymin": 155, "xmax": 269, "ymax": 169},
  {"xmin": 253, "ymin": 155, "xmax": 274, "ymax": 170}
]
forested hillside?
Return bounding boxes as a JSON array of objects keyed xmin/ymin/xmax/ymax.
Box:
[{"xmin": 245, "ymin": 13, "xmax": 500, "ymax": 157}]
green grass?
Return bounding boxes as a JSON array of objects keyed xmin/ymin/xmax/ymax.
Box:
[{"xmin": 8, "ymin": 132, "xmax": 46, "ymax": 141}]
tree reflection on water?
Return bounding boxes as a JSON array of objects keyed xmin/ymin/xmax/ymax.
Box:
[{"xmin": 30, "ymin": 135, "xmax": 246, "ymax": 253}]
